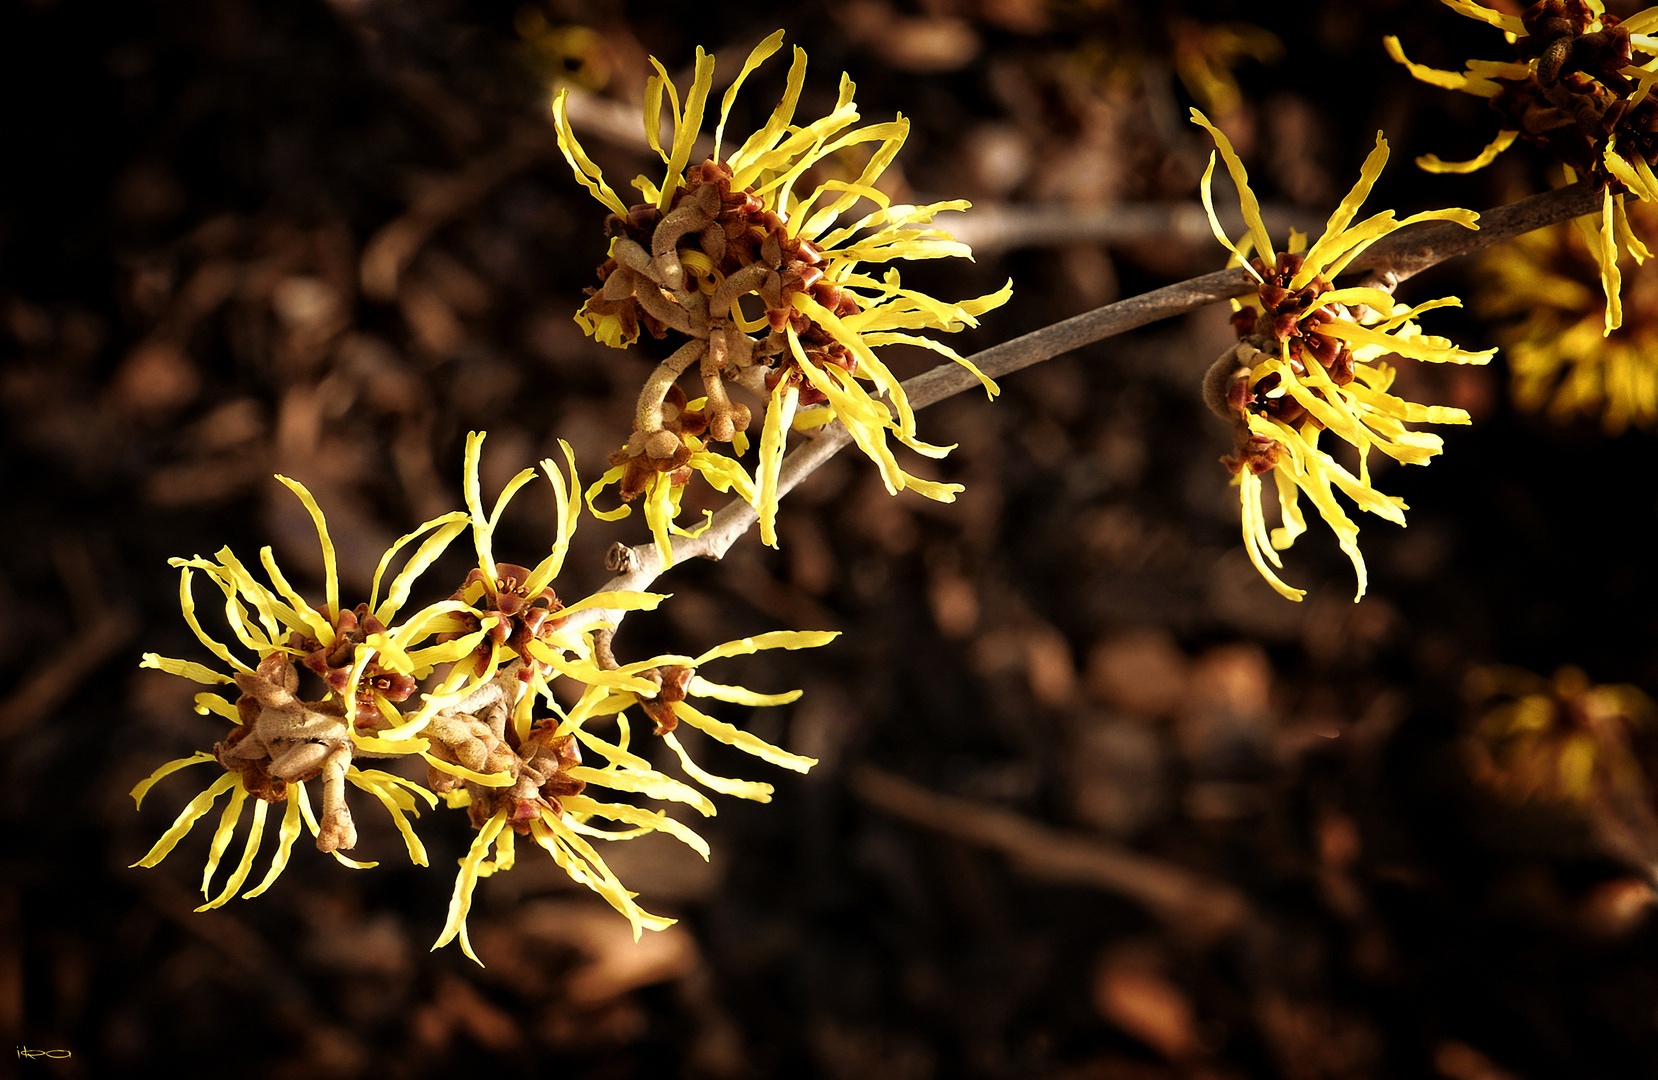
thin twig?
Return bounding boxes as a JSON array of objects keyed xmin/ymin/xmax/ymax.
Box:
[
  {"xmin": 1357, "ymin": 180, "xmax": 1604, "ymax": 282},
  {"xmin": 587, "ymin": 179, "xmax": 1605, "ymax": 620},
  {"xmin": 935, "ymin": 201, "xmax": 1326, "ymax": 252},
  {"xmin": 849, "ymin": 765, "xmax": 1251, "ymax": 943}
]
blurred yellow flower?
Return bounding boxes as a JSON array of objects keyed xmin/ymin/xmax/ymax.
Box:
[
  {"xmin": 1193, "ymin": 109, "xmax": 1492, "ymax": 602},
  {"xmin": 1478, "ymin": 205, "xmax": 1658, "ymax": 432},
  {"xmin": 1172, "ymin": 20, "xmax": 1282, "ymax": 119},
  {"xmin": 515, "ymin": 11, "xmax": 612, "ymax": 92},
  {"xmin": 1467, "ymin": 664, "xmax": 1657, "ymax": 808}
]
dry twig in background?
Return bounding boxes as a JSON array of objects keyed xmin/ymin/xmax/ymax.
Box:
[{"xmin": 851, "ymin": 765, "xmax": 1251, "ymax": 944}]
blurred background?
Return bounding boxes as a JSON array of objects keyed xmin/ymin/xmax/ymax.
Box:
[{"xmin": 6, "ymin": 0, "xmax": 1658, "ymax": 1076}]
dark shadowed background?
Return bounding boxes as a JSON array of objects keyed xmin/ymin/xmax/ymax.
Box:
[{"xmin": 6, "ymin": 0, "xmax": 1658, "ymax": 1076}]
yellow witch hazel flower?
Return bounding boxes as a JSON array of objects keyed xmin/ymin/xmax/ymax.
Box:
[
  {"xmin": 358, "ymin": 432, "xmax": 833, "ymax": 963},
  {"xmin": 133, "ymin": 432, "xmax": 838, "ymax": 961},
  {"xmin": 553, "ymin": 29, "xmax": 1010, "ymax": 559},
  {"xmin": 1386, "ymin": 0, "xmax": 1658, "ymax": 332},
  {"xmin": 1478, "ymin": 201, "xmax": 1658, "ymax": 432},
  {"xmin": 429, "ymin": 625, "xmax": 835, "ymax": 964},
  {"xmin": 575, "ymin": 630, "xmax": 833, "ymax": 806},
  {"xmin": 1191, "ymin": 109, "xmax": 1494, "ymax": 602},
  {"xmin": 350, "ymin": 431, "xmax": 658, "ymax": 754},
  {"xmin": 132, "ymin": 475, "xmax": 471, "ymax": 906}
]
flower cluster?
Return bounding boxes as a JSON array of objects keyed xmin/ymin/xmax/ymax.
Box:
[
  {"xmin": 1387, "ymin": 0, "xmax": 1658, "ymax": 331},
  {"xmin": 553, "ymin": 30, "xmax": 1010, "ymax": 563},
  {"xmin": 1193, "ymin": 109, "xmax": 1494, "ymax": 601},
  {"xmin": 133, "ymin": 433, "xmax": 833, "ymax": 963},
  {"xmin": 1477, "ymin": 200, "xmax": 1658, "ymax": 432}
]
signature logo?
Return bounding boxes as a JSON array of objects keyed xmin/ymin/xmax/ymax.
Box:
[{"xmin": 16, "ymin": 1047, "xmax": 72, "ymax": 1060}]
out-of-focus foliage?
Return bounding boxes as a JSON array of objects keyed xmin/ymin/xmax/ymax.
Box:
[{"xmin": 1479, "ymin": 200, "xmax": 1658, "ymax": 432}]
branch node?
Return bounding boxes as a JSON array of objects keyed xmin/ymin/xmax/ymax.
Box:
[{"xmin": 605, "ymin": 542, "xmax": 635, "ymax": 574}]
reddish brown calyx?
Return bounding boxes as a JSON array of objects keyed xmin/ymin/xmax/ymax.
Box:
[
  {"xmin": 294, "ymin": 603, "xmax": 385, "ymax": 683},
  {"xmin": 580, "ymin": 283, "xmax": 666, "ymax": 343},
  {"xmin": 1521, "ymin": 0, "xmax": 1632, "ymax": 91},
  {"xmin": 764, "ymin": 316, "xmax": 860, "ymax": 407},
  {"xmin": 608, "ymin": 384, "xmax": 702, "ymax": 501},
  {"xmin": 354, "ymin": 670, "xmax": 417, "ymax": 731},
  {"xmin": 499, "ymin": 724, "xmax": 586, "ymax": 834},
  {"xmin": 1478, "ymin": 1, "xmax": 1655, "ymax": 190},
  {"xmin": 442, "ymin": 563, "xmax": 565, "ymax": 677},
  {"xmin": 1231, "ymin": 252, "xmax": 1357, "ymax": 399},
  {"xmin": 287, "ymin": 603, "xmax": 412, "ymax": 730},
  {"xmin": 636, "ymin": 664, "xmax": 694, "ymax": 735},
  {"xmin": 1221, "ymin": 432, "xmax": 1285, "ymax": 477},
  {"xmin": 744, "ymin": 205, "xmax": 839, "ymax": 336},
  {"xmin": 1491, "ymin": 77, "xmax": 1609, "ymax": 180},
  {"xmin": 215, "ymin": 724, "xmax": 290, "ymax": 802},
  {"xmin": 613, "ymin": 449, "xmax": 694, "ymax": 502},
  {"xmin": 1248, "ymin": 253, "xmax": 1338, "ymax": 343},
  {"xmin": 428, "ymin": 715, "xmax": 587, "ymax": 833},
  {"xmin": 1227, "ymin": 370, "xmax": 1309, "ymax": 428}
]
